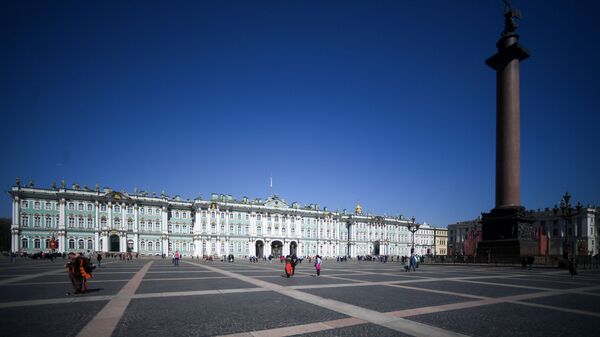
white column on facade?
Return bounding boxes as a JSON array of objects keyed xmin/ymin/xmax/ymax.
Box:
[
  {"xmin": 11, "ymin": 197, "xmax": 19, "ymax": 253},
  {"xmin": 249, "ymin": 239, "xmax": 256, "ymax": 257},
  {"xmin": 59, "ymin": 198, "xmax": 66, "ymax": 252},
  {"xmin": 162, "ymin": 205, "xmax": 169, "ymax": 256},
  {"xmin": 121, "ymin": 202, "xmax": 126, "ymax": 231},
  {"xmin": 94, "ymin": 201, "xmax": 99, "ymax": 251},
  {"xmin": 107, "ymin": 202, "xmax": 112, "ymax": 230}
]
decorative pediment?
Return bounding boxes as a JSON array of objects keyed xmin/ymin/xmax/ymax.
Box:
[
  {"xmin": 105, "ymin": 191, "xmax": 131, "ymax": 201},
  {"xmin": 265, "ymin": 195, "xmax": 288, "ymax": 209}
]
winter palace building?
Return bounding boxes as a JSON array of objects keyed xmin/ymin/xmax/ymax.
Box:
[{"xmin": 8, "ymin": 180, "xmax": 439, "ymax": 258}]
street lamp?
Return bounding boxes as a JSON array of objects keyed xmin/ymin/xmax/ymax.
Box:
[
  {"xmin": 407, "ymin": 216, "xmax": 420, "ymax": 255},
  {"xmin": 556, "ymin": 192, "xmax": 582, "ymax": 260}
]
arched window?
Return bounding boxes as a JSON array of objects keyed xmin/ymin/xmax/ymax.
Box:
[
  {"xmin": 68, "ymin": 216, "xmax": 75, "ymax": 228},
  {"xmin": 87, "ymin": 217, "xmax": 93, "ymax": 228},
  {"xmin": 68, "ymin": 239, "xmax": 75, "ymax": 249},
  {"xmin": 87, "ymin": 240, "xmax": 93, "ymax": 250},
  {"xmin": 140, "ymin": 221, "xmax": 146, "ymax": 231},
  {"xmin": 21, "ymin": 238, "xmax": 28, "ymax": 248},
  {"xmin": 45, "ymin": 215, "xmax": 52, "ymax": 228},
  {"xmin": 156, "ymin": 241, "xmax": 161, "ymax": 251},
  {"xmin": 114, "ymin": 218, "xmax": 121, "ymax": 228},
  {"xmin": 34, "ymin": 238, "xmax": 41, "ymax": 249},
  {"xmin": 148, "ymin": 241, "xmax": 153, "ymax": 251},
  {"xmin": 78, "ymin": 216, "xmax": 84, "ymax": 228},
  {"xmin": 127, "ymin": 219, "xmax": 133, "ymax": 230},
  {"xmin": 78, "ymin": 203, "xmax": 84, "ymax": 211},
  {"xmin": 87, "ymin": 203, "xmax": 93, "ymax": 211},
  {"xmin": 183, "ymin": 242, "xmax": 187, "ymax": 251},
  {"xmin": 101, "ymin": 217, "xmax": 107, "ymax": 227},
  {"xmin": 257, "ymin": 226, "xmax": 262, "ymax": 235},
  {"xmin": 220, "ymin": 224, "xmax": 225, "ymax": 233},
  {"xmin": 282, "ymin": 227, "xmax": 286, "ymax": 235},
  {"xmin": 141, "ymin": 241, "xmax": 146, "ymax": 251},
  {"xmin": 229, "ymin": 225, "xmax": 234, "ymax": 233},
  {"xmin": 34, "ymin": 215, "xmax": 41, "ymax": 227},
  {"xmin": 45, "ymin": 238, "xmax": 50, "ymax": 248},
  {"xmin": 78, "ymin": 239, "xmax": 84, "ymax": 250}
]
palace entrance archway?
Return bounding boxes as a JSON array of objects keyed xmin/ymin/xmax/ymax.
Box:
[
  {"xmin": 255, "ymin": 240, "xmax": 264, "ymax": 258},
  {"xmin": 373, "ymin": 240, "xmax": 380, "ymax": 256},
  {"xmin": 110, "ymin": 234, "xmax": 120, "ymax": 252},
  {"xmin": 271, "ymin": 240, "xmax": 283, "ymax": 257},
  {"xmin": 289, "ymin": 241, "xmax": 297, "ymax": 256}
]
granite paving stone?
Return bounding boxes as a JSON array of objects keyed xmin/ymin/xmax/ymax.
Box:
[
  {"xmin": 301, "ymin": 284, "xmax": 474, "ymax": 312},
  {"xmin": 408, "ymin": 302, "xmax": 598, "ymax": 337},
  {"xmin": 0, "ymin": 300, "xmax": 109, "ymax": 337},
  {"xmin": 113, "ymin": 291, "xmax": 348, "ymax": 336},
  {"xmin": 292, "ymin": 323, "xmax": 411, "ymax": 337},
  {"xmin": 522, "ymin": 293, "xmax": 600, "ymax": 313}
]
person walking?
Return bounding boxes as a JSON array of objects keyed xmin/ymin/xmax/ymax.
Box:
[
  {"xmin": 409, "ymin": 254, "xmax": 417, "ymax": 272},
  {"xmin": 291, "ymin": 254, "xmax": 298, "ymax": 276},
  {"xmin": 174, "ymin": 250, "xmax": 180, "ymax": 266},
  {"xmin": 314, "ymin": 255, "xmax": 322, "ymax": 276},
  {"xmin": 97, "ymin": 253, "xmax": 102, "ymax": 268},
  {"xmin": 284, "ymin": 255, "xmax": 293, "ymax": 277},
  {"xmin": 66, "ymin": 252, "xmax": 82, "ymax": 295},
  {"xmin": 568, "ymin": 258, "xmax": 577, "ymax": 278}
]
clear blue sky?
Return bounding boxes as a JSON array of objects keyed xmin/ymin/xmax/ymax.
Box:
[{"xmin": 1, "ymin": 1, "xmax": 598, "ymax": 227}]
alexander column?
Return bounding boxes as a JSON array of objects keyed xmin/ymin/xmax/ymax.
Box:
[{"xmin": 477, "ymin": 1, "xmax": 536, "ymax": 263}]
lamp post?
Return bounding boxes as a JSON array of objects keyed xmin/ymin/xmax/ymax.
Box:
[
  {"xmin": 407, "ymin": 217, "xmax": 420, "ymax": 255},
  {"xmin": 557, "ymin": 192, "xmax": 582, "ymax": 260}
]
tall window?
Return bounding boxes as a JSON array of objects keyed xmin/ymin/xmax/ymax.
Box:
[
  {"xmin": 78, "ymin": 217, "xmax": 84, "ymax": 228},
  {"xmin": 156, "ymin": 241, "xmax": 160, "ymax": 251},
  {"xmin": 141, "ymin": 241, "xmax": 146, "ymax": 251},
  {"xmin": 78, "ymin": 239, "xmax": 84, "ymax": 250},
  {"xmin": 140, "ymin": 221, "xmax": 146, "ymax": 231},
  {"xmin": 101, "ymin": 204, "xmax": 107, "ymax": 212},
  {"xmin": 257, "ymin": 226, "xmax": 262, "ymax": 235},
  {"xmin": 45, "ymin": 202, "xmax": 52, "ymax": 210},
  {"xmin": 87, "ymin": 240, "xmax": 93, "ymax": 250},
  {"xmin": 127, "ymin": 219, "xmax": 133, "ymax": 230},
  {"xmin": 22, "ymin": 238, "xmax": 28, "ymax": 248},
  {"xmin": 115, "ymin": 205, "xmax": 121, "ymax": 213},
  {"xmin": 114, "ymin": 218, "xmax": 120, "ymax": 228},
  {"xmin": 21, "ymin": 201, "xmax": 29, "ymax": 208},
  {"xmin": 148, "ymin": 208, "xmax": 153, "ymax": 215},
  {"xmin": 87, "ymin": 217, "xmax": 93, "ymax": 228},
  {"xmin": 45, "ymin": 215, "xmax": 52, "ymax": 228},
  {"xmin": 34, "ymin": 238, "xmax": 41, "ymax": 249},
  {"xmin": 34, "ymin": 201, "xmax": 41, "ymax": 210},
  {"xmin": 69, "ymin": 202, "xmax": 74, "ymax": 210},
  {"xmin": 101, "ymin": 217, "xmax": 107, "ymax": 227},
  {"xmin": 140, "ymin": 207, "xmax": 145, "ymax": 214},
  {"xmin": 87, "ymin": 204, "xmax": 93, "ymax": 211},
  {"xmin": 168, "ymin": 224, "xmax": 172, "ymax": 233},
  {"xmin": 34, "ymin": 215, "xmax": 41, "ymax": 227},
  {"xmin": 68, "ymin": 217, "xmax": 75, "ymax": 228},
  {"xmin": 69, "ymin": 239, "xmax": 75, "ymax": 249},
  {"xmin": 78, "ymin": 203, "xmax": 84, "ymax": 211}
]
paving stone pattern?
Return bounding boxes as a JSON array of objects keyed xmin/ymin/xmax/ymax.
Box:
[{"xmin": 1, "ymin": 257, "xmax": 599, "ymax": 337}]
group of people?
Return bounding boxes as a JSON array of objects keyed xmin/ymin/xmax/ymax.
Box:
[{"xmin": 282, "ymin": 254, "xmax": 322, "ymax": 277}]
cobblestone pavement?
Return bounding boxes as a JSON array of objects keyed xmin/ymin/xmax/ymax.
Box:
[{"xmin": 1, "ymin": 257, "xmax": 599, "ymax": 337}]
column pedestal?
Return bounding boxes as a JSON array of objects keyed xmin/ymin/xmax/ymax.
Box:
[{"xmin": 476, "ymin": 206, "xmax": 536, "ymax": 263}]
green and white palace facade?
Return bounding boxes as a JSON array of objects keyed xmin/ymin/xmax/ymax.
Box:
[{"xmin": 8, "ymin": 181, "xmax": 436, "ymax": 257}]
